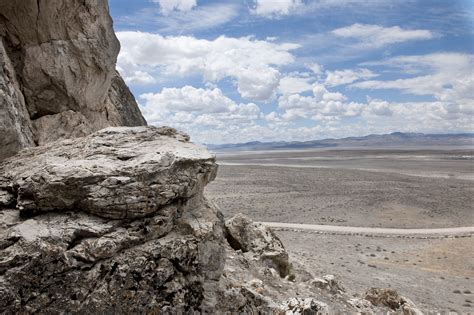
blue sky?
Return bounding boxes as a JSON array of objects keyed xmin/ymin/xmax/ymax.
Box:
[{"xmin": 109, "ymin": 0, "xmax": 473, "ymax": 144}]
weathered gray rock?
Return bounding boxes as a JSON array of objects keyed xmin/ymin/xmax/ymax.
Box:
[
  {"xmin": 32, "ymin": 110, "xmax": 95, "ymax": 146},
  {"xmin": 0, "ymin": 199, "xmax": 225, "ymax": 313},
  {"xmin": 0, "ymin": 0, "xmax": 146, "ymax": 158},
  {"xmin": 0, "ymin": 126, "xmax": 225, "ymax": 313},
  {"xmin": 0, "ymin": 37, "xmax": 35, "ymax": 160},
  {"xmin": 311, "ymin": 274, "xmax": 345, "ymax": 294},
  {"xmin": 364, "ymin": 288, "xmax": 423, "ymax": 315},
  {"xmin": 0, "ymin": 126, "xmax": 216, "ymax": 219},
  {"xmin": 279, "ymin": 297, "xmax": 329, "ymax": 314},
  {"xmin": 105, "ymin": 71, "xmax": 148, "ymax": 127},
  {"xmin": 225, "ymin": 213, "xmax": 290, "ymax": 277}
]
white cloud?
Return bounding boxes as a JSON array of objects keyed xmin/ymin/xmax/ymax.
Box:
[
  {"xmin": 117, "ymin": 32, "xmax": 300, "ymax": 101},
  {"xmin": 251, "ymin": 0, "xmax": 303, "ymax": 17},
  {"xmin": 366, "ymin": 98, "xmax": 393, "ymax": 116},
  {"xmin": 277, "ymin": 83, "xmax": 363, "ymax": 121},
  {"xmin": 152, "ymin": 0, "xmax": 197, "ymax": 15},
  {"xmin": 140, "ymin": 85, "xmax": 262, "ymax": 131},
  {"xmin": 278, "ymin": 75, "xmax": 314, "ymax": 95},
  {"xmin": 141, "ymin": 86, "xmax": 234, "ymax": 114},
  {"xmin": 325, "ymin": 68, "xmax": 378, "ymax": 86},
  {"xmin": 158, "ymin": 3, "xmax": 239, "ymax": 33},
  {"xmin": 352, "ymin": 53, "xmax": 474, "ymax": 104},
  {"xmin": 331, "ymin": 24, "xmax": 434, "ymax": 48},
  {"xmin": 139, "ymin": 85, "xmax": 472, "ymax": 144},
  {"xmin": 360, "ymin": 100, "xmax": 474, "ymax": 134},
  {"xmin": 121, "ymin": 70, "xmax": 156, "ymax": 85},
  {"xmin": 117, "ymin": 4, "xmax": 239, "ymax": 34},
  {"xmin": 307, "ymin": 62, "xmax": 324, "ymax": 75}
]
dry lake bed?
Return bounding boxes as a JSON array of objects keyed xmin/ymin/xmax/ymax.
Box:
[{"xmin": 206, "ymin": 148, "xmax": 474, "ymax": 313}]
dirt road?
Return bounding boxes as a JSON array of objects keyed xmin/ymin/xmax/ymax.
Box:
[{"xmin": 260, "ymin": 222, "xmax": 474, "ymax": 235}]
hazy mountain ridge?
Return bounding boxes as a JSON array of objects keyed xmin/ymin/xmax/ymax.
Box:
[{"xmin": 208, "ymin": 132, "xmax": 474, "ymax": 151}]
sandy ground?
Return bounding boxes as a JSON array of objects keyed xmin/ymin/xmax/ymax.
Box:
[
  {"xmin": 215, "ymin": 148, "xmax": 474, "ymax": 181},
  {"xmin": 276, "ymin": 230, "xmax": 473, "ymax": 313},
  {"xmin": 206, "ymin": 166, "xmax": 473, "ymax": 229},
  {"xmin": 206, "ymin": 148, "xmax": 474, "ymax": 313}
]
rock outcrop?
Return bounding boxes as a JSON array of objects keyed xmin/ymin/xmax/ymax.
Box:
[
  {"xmin": 225, "ymin": 213, "xmax": 290, "ymax": 277},
  {"xmin": 0, "ymin": 127, "xmax": 216, "ymax": 219},
  {"xmin": 0, "ymin": 0, "xmax": 146, "ymax": 160},
  {"xmin": 364, "ymin": 288, "xmax": 423, "ymax": 315},
  {"xmin": 0, "ymin": 127, "xmax": 224, "ymax": 313}
]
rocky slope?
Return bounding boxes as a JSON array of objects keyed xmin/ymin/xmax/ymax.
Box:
[{"xmin": 0, "ymin": 0, "xmax": 146, "ymax": 160}]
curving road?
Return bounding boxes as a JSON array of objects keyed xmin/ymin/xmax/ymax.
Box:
[{"xmin": 259, "ymin": 222, "xmax": 474, "ymax": 235}]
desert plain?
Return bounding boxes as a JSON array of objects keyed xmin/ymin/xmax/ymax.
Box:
[{"xmin": 206, "ymin": 147, "xmax": 474, "ymax": 313}]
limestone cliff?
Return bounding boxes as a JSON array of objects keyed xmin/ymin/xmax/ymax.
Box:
[{"xmin": 0, "ymin": 0, "xmax": 146, "ymax": 159}]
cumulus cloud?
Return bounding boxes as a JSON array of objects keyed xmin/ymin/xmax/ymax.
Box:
[
  {"xmin": 352, "ymin": 53, "xmax": 474, "ymax": 104},
  {"xmin": 325, "ymin": 68, "xmax": 378, "ymax": 86},
  {"xmin": 277, "ymin": 83, "xmax": 364, "ymax": 121},
  {"xmin": 152, "ymin": 0, "xmax": 197, "ymax": 15},
  {"xmin": 278, "ymin": 75, "xmax": 314, "ymax": 95},
  {"xmin": 251, "ymin": 0, "xmax": 303, "ymax": 17},
  {"xmin": 307, "ymin": 62, "xmax": 324, "ymax": 75},
  {"xmin": 138, "ymin": 84, "xmax": 471, "ymax": 144},
  {"xmin": 120, "ymin": 70, "xmax": 156, "ymax": 85},
  {"xmin": 331, "ymin": 24, "xmax": 434, "ymax": 48},
  {"xmin": 366, "ymin": 98, "xmax": 393, "ymax": 116},
  {"xmin": 139, "ymin": 86, "xmax": 262, "ymax": 132},
  {"xmin": 117, "ymin": 32, "xmax": 300, "ymax": 101}
]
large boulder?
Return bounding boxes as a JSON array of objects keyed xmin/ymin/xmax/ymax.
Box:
[
  {"xmin": 0, "ymin": 0, "xmax": 146, "ymax": 159},
  {"xmin": 225, "ymin": 213, "xmax": 290, "ymax": 277},
  {"xmin": 0, "ymin": 126, "xmax": 224, "ymax": 313}
]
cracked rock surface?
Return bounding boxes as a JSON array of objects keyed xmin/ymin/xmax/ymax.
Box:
[
  {"xmin": 0, "ymin": 126, "xmax": 225, "ymax": 313},
  {"xmin": 225, "ymin": 213, "xmax": 290, "ymax": 277},
  {"xmin": 0, "ymin": 126, "xmax": 216, "ymax": 219},
  {"xmin": 0, "ymin": 0, "xmax": 146, "ymax": 160}
]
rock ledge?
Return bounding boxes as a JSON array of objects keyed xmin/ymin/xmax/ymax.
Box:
[{"xmin": 0, "ymin": 126, "xmax": 216, "ymax": 219}]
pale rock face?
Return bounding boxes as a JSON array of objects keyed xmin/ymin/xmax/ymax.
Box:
[
  {"xmin": 0, "ymin": 38, "xmax": 35, "ymax": 160},
  {"xmin": 0, "ymin": 126, "xmax": 225, "ymax": 313},
  {"xmin": 0, "ymin": 126, "xmax": 216, "ymax": 219},
  {"xmin": 224, "ymin": 213, "xmax": 290, "ymax": 277},
  {"xmin": 0, "ymin": 0, "xmax": 146, "ymax": 159},
  {"xmin": 32, "ymin": 110, "xmax": 95, "ymax": 146}
]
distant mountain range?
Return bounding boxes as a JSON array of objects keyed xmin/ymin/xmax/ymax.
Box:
[{"xmin": 207, "ymin": 132, "xmax": 474, "ymax": 151}]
